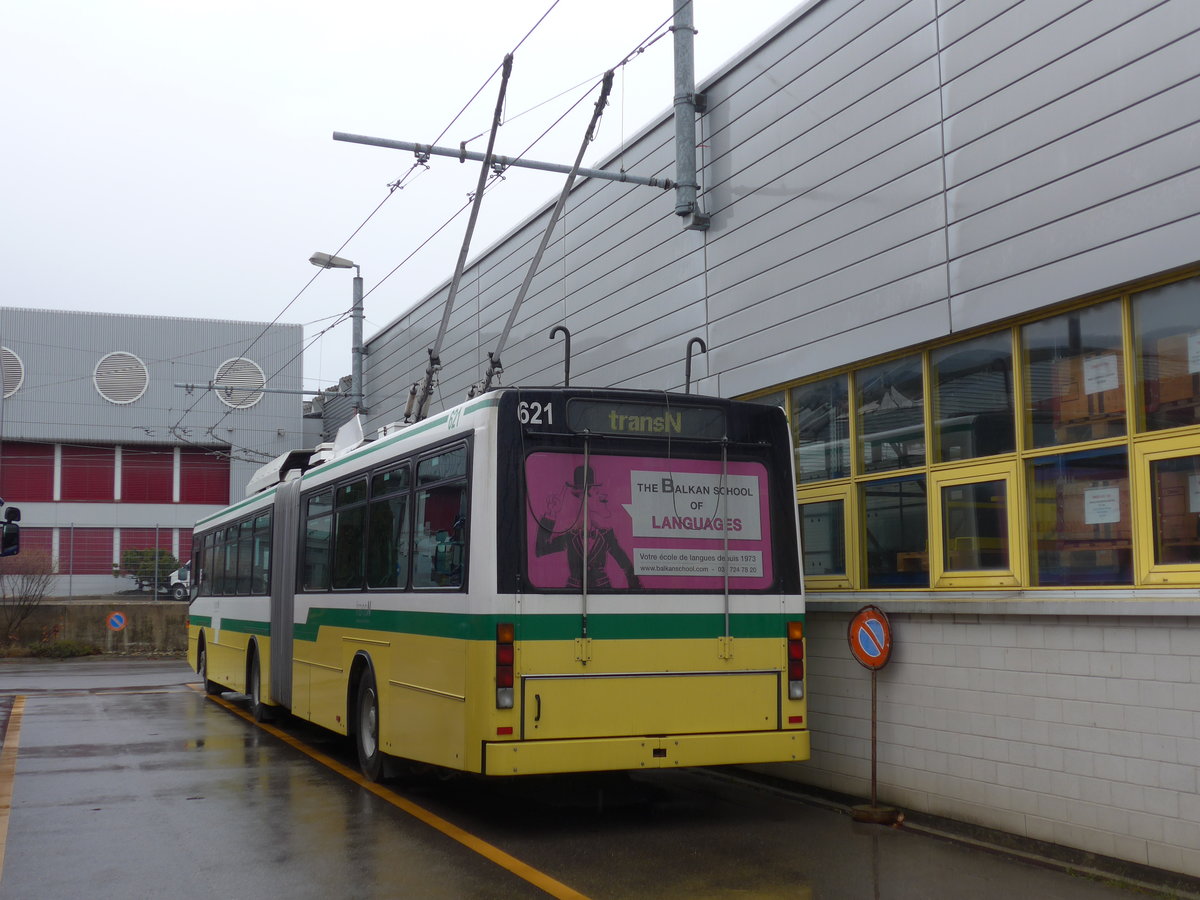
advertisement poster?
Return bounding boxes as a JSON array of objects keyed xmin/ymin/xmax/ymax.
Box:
[{"xmin": 524, "ymin": 452, "xmax": 773, "ymax": 591}]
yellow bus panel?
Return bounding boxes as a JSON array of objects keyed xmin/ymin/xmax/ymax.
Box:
[
  {"xmin": 522, "ymin": 671, "xmax": 781, "ymax": 740},
  {"xmin": 484, "ymin": 730, "xmax": 809, "ymax": 776}
]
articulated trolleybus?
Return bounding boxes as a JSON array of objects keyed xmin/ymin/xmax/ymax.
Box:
[{"xmin": 187, "ymin": 387, "xmax": 809, "ymax": 778}]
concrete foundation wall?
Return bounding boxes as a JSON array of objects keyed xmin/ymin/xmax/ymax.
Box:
[
  {"xmin": 6, "ymin": 600, "xmax": 188, "ymax": 653},
  {"xmin": 752, "ymin": 611, "xmax": 1200, "ymax": 878}
]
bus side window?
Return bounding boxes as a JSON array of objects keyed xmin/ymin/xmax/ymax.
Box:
[
  {"xmin": 302, "ymin": 491, "xmax": 333, "ymax": 591},
  {"xmin": 252, "ymin": 513, "xmax": 271, "ymax": 594},
  {"xmin": 413, "ymin": 448, "xmax": 468, "ymax": 589},
  {"xmin": 367, "ymin": 462, "xmax": 411, "ymax": 590}
]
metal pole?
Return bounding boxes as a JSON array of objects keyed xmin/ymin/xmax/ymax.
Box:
[
  {"xmin": 333, "ymin": 133, "xmax": 673, "ymax": 191},
  {"xmin": 871, "ymin": 668, "xmax": 879, "ymax": 808},
  {"xmin": 352, "ymin": 271, "xmax": 365, "ymax": 412},
  {"xmin": 673, "ymin": 0, "xmax": 699, "ymax": 217},
  {"xmin": 672, "ymin": 0, "xmax": 709, "ymax": 229}
]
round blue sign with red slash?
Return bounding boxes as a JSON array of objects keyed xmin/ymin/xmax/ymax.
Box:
[
  {"xmin": 106, "ymin": 611, "xmax": 127, "ymax": 632},
  {"xmin": 848, "ymin": 605, "xmax": 892, "ymax": 670}
]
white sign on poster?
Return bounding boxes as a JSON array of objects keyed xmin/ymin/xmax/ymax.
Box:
[
  {"xmin": 1084, "ymin": 487, "xmax": 1120, "ymax": 525},
  {"xmin": 623, "ymin": 470, "xmax": 763, "ymax": 540},
  {"xmin": 1083, "ymin": 354, "xmax": 1120, "ymax": 395}
]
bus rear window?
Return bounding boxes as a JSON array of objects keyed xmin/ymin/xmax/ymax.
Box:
[{"xmin": 524, "ymin": 452, "xmax": 774, "ymax": 592}]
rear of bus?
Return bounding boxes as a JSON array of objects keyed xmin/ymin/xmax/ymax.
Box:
[{"xmin": 483, "ymin": 388, "xmax": 808, "ymax": 775}]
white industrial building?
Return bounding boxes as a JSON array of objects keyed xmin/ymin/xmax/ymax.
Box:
[{"xmin": 0, "ymin": 307, "xmax": 307, "ymax": 596}]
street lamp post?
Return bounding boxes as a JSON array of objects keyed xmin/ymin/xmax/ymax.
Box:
[{"xmin": 309, "ymin": 252, "xmax": 366, "ymax": 413}]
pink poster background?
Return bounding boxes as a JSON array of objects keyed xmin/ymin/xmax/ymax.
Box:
[{"xmin": 524, "ymin": 452, "xmax": 774, "ymax": 591}]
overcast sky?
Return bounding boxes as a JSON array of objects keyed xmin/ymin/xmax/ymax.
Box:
[{"xmin": 4, "ymin": 0, "xmax": 797, "ymax": 393}]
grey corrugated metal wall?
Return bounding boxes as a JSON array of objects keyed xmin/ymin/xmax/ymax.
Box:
[{"xmin": 360, "ymin": 0, "xmax": 1200, "ymax": 429}]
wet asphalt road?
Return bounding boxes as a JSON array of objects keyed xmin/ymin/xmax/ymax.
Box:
[{"xmin": 0, "ymin": 658, "xmax": 1170, "ymax": 899}]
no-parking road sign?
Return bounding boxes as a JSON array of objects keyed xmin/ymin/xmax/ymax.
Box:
[
  {"xmin": 848, "ymin": 605, "xmax": 892, "ymax": 669},
  {"xmin": 106, "ymin": 611, "xmax": 127, "ymax": 632}
]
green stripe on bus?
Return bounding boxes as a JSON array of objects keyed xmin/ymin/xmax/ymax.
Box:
[
  {"xmin": 190, "ymin": 616, "xmax": 269, "ymax": 636},
  {"xmin": 292, "ymin": 609, "xmax": 798, "ymax": 643}
]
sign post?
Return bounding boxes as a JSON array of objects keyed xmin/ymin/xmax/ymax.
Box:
[{"xmin": 847, "ymin": 605, "xmax": 900, "ymax": 825}]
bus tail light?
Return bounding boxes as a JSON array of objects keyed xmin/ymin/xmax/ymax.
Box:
[
  {"xmin": 787, "ymin": 621, "xmax": 805, "ymax": 700},
  {"xmin": 496, "ymin": 623, "xmax": 514, "ymax": 709}
]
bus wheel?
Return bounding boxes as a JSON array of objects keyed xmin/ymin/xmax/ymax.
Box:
[
  {"xmin": 355, "ymin": 669, "xmax": 384, "ymax": 781},
  {"xmin": 198, "ymin": 643, "xmax": 221, "ymax": 696},
  {"xmin": 249, "ymin": 651, "xmax": 271, "ymax": 722}
]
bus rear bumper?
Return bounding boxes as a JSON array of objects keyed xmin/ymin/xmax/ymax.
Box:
[{"xmin": 481, "ymin": 729, "xmax": 809, "ymax": 776}]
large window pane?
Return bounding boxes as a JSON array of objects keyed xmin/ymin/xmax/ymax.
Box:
[
  {"xmin": 413, "ymin": 484, "xmax": 467, "ymax": 588},
  {"xmin": 235, "ymin": 520, "xmax": 254, "ymax": 594},
  {"xmin": 332, "ymin": 505, "xmax": 366, "ymax": 590},
  {"xmin": 368, "ymin": 464, "xmax": 411, "ymax": 590},
  {"xmin": 252, "ymin": 513, "xmax": 271, "ymax": 594},
  {"xmin": 863, "ymin": 476, "xmax": 928, "ymax": 587},
  {"xmin": 857, "ymin": 355, "xmax": 924, "ymax": 473},
  {"xmin": 1150, "ymin": 455, "xmax": 1200, "ymax": 565},
  {"xmin": 1023, "ymin": 301, "xmax": 1125, "ymax": 448},
  {"xmin": 932, "ymin": 332, "xmax": 1015, "ymax": 461},
  {"xmin": 792, "ymin": 376, "xmax": 849, "ymax": 482},
  {"xmin": 331, "ymin": 479, "xmax": 368, "ymax": 590},
  {"xmin": 799, "ymin": 500, "xmax": 845, "ymax": 578},
  {"xmin": 1029, "ymin": 450, "xmax": 1131, "ymax": 585},
  {"xmin": 302, "ymin": 491, "xmax": 333, "ymax": 591},
  {"xmin": 220, "ymin": 525, "xmax": 239, "ymax": 595},
  {"xmin": 941, "ymin": 480, "xmax": 1008, "ymax": 571},
  {"xmin": 367, "ymin": 494, "xmax": 411, "ymax": 589},
  {"xmin": 1133, "ymin": 277, "xmax": 1200, "ymax": 431}
]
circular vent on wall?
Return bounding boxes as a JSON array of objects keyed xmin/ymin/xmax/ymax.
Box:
[
  {"xmin": 94, "ymin": 351, "xmax": 149, "ymax": 404},
  {"xmin": 1, "ymin": 347, "xmax": 24, "ymax": 398},
  {"xmin": 214, "ymin": 357, "xmax": 265, "ymax": 409}
]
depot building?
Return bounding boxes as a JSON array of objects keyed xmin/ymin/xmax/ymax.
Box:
[{"xmin": 343, "ymin": 0, "xmax": 1200, "ymax": 881}]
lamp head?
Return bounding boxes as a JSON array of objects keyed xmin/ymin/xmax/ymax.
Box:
[{"xmin": 309, "ymin": 252, "xmax": 356, "ymax": 269}]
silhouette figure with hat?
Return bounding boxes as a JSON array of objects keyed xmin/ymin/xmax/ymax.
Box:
[{"xmin": 535, "ymin": 463, "xmax": 640, "ymax": 590}]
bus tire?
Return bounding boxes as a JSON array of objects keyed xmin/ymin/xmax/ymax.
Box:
[
  {"xmin": 198, "ymin": 642, "xmax": 221, "ymax": 696},
  {"xmin": 248, "ymin": 649, "xmax": 271, "ymax": 722},
  {"xmin": 355, "ymin": 668, "xmax": 384, "ymax": 782}
]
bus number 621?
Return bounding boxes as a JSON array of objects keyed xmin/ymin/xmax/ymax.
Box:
[{"xmin": 517, "ymin": 401, "xmax": 554, "ymax": 426}]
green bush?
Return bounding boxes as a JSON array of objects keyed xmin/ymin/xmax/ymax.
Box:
[{"xmin": 27, "ymin": 640, "xmax": 103, "ymax": 658}]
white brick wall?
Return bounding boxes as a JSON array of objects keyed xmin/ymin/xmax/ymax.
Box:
[{"xmin": 754, "ymin": 611, "xmax": 1200, "ymax": 879}]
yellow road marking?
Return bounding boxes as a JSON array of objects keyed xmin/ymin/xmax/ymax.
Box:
[
  {"xmin": 195, "ymin": 686, "xmax": 591, "ymax": 900},
  {"xmin": 0, "ymin": 696, "xmax": 26, "ymax": 883}
]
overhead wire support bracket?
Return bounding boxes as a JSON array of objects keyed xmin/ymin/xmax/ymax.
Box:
[
  {"xmin": 332, "ymin": 134, "xmax": 673, "ymax": 191},
  {"xmin": 410, "ymin": 53, "xmax": 514, "ymax": 422},
  {"xmin": 479, "ymin": 69, "xmax": 616, "ymax": 396}
]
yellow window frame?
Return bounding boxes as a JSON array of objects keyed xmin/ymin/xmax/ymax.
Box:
[
  {"xmin": 1133, "ymin": 433, "xmax": 1200, "ymax": 585},
  {"xmin": 796, "ymin": 483, "xmax": 855, "ymax": 590},
  {"xmin": 929, "ymin": 461, "xmax": 1023, "ymax": 588}
]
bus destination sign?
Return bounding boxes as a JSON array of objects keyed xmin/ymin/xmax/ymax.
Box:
[{"xmin": 566, "ymin": 399, "xmax": 726, "ymax": 440}]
